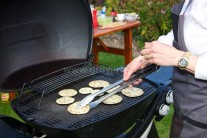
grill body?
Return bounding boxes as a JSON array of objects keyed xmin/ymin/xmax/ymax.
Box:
[{"xmin": 11, "ymin": 63, "xmax": 157, "ymax": 138}]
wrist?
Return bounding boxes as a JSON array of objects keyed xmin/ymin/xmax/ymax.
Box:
[
  {"xmin": 177, "ymin": 52, "xmax": 191, "ymax": 69},
  {"xmin": 172, "ymin": 51, "xmax": 184, "ymax": 67}
]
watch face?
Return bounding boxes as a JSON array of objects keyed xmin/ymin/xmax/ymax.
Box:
[{"xmin": 179, "ymin": 57, "xmax": 188, "ymax": 67}]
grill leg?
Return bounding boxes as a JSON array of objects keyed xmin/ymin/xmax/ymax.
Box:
[{"xmin": 148, "ymin": 121, "xmax": 159, "ymax": 138}]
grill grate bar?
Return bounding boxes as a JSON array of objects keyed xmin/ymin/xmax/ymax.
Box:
[
  {"xmin": 33, "ymin": 71, "xmax": 94, "ymax": 93},
  {"xmin": 18, "ymin": 64, "xmax": 120, "ymax": 109},
  {"xmin": 31, "ymin": 64, "xmax": 93, "ymax": 88},
  {"xmin": 45, "ymin": 73, "xmax": 94, "ymax": 92},
  {"xmin": 32, "ymin": 66, "xmax": 105, "ymax": 93}
]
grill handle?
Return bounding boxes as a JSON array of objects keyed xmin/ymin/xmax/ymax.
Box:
[{"xmin": 89, "ymin": 64, "xmax": 159, "ymax": 108}]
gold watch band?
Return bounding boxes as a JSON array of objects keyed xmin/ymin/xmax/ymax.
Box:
[
  {"xmin": 178, "ymin": 52, "xmax": 191, "ymax": 69},
  {"xmin": 183, "ymin": 52, "xmax": 191, "ymax": 59}
]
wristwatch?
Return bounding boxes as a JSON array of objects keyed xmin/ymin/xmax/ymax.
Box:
[{"xmin": 178, "ymin": 52, "xmax": 191, "ymax": 69}]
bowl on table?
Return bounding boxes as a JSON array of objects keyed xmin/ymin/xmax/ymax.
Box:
[
  {"xmin": 116, "ymin": 13, "xmax": 125, "ymax": 22},
  {"xmin": 125, "ymin": 13, "xmax": 138, "ymax": 22}
]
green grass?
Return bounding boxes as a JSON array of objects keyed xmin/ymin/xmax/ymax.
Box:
[{"xmin": 98, "ymin": 52, "xmax": 125, "ymax": 68}]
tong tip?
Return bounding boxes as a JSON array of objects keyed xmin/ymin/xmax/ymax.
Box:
[{"xmin": 79, "ymin": 96, "xmax": 93, "ymax": 108}]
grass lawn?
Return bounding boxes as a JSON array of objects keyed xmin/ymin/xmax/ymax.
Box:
[
  {"xmin": 98, "ymin": 52, "xmax": 125, "ymax": 68},
  {"xmin": 0, "ymin": 52, "xmax": 173, "ymax": 137}
]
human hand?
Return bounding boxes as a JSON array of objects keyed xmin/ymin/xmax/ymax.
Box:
[
  {"xmin": 140, "ymin": 41, "xmax": 183, "ymax": 66},
  {"xmin": 123, "ymin": 56, "xmax": 148, "ymax": 85}
]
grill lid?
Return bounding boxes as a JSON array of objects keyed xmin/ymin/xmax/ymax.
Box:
[{"xmin": 0, "ymin": 0, "xmax": 93, "ymax": 89}]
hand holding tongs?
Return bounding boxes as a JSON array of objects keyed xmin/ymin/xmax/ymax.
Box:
[{"xmin": 79, "ymin": 64, "xmax": 159, "ymax": 108}]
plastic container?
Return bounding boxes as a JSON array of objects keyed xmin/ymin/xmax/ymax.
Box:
[{"xmin": 92, "ymin": 9, "xmax": 98, "ymax": 28}]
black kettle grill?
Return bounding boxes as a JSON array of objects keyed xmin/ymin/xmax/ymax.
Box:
[{"xmin": 0, "ymin": 0, "xmax": 173, "ymax": 138}]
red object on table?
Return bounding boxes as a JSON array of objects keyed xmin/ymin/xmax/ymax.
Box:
[
  {"xmin": 92, "ymin": 9, "xmax": 98, "ymax": 28},
  {"xmin": 111, "ymin": 11, "xmax": 117, "ymax": 22},
  {"xmin": 111, "ymin": 11, "xmax": 117, "ymax": 16}
]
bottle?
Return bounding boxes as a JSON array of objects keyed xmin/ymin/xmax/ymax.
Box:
[
  {"xmin": 111, "ymin": 7, "xmax": 117, "ymax": 22},
  {"xmin": 101, "ymin": 6, "xmax": 106, "ymax": 18},
  {"xmin": 92, "ymin": 9, "xmax": 98, "ymax": 28}
]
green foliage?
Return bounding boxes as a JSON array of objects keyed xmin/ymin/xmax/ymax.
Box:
[
  {"xmin": 105, "ymin": 0, "xmax": 181, "ymax": 49},
  {"xmin": 0, "ymin": 95, "xmax": 23, "ymax": 121}
]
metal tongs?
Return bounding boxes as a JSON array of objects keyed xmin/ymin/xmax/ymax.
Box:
[{"xmin": 79, "ymin": 64, "xmax": 159, "ymax": 108}]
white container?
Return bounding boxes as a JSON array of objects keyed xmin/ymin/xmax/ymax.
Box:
[
  {"xmin": 116, "ymin": 14, "xmax": 125, "ymax": 22},
  {"xmin": 125, "ymin": 14, "xmax": 138, "ymax": 22}
]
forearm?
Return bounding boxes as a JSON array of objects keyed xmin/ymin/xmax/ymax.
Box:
[
  {"xmin": 172, "ymin": 50, "xmax": 198, "ymax": 73},
  {"xmin": 140, "ymin": 41, "xmax": 206, "ymax": 80},
  {"xmin": 174, "ymin": 51, "xmax": 207, "ymax": 80}
]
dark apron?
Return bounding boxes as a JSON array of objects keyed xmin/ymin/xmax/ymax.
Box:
[{"xmin": 170, "ymin": 1, "xmax": 207, "ymax": 137}]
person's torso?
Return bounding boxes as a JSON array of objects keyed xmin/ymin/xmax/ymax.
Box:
[
  {"xmin": 172, "ymin": 0, "xmax": 207, "ymax": 125},
  {"xmin": 183, "ymin": 0, "xmax": 207, "ymax": 56}
]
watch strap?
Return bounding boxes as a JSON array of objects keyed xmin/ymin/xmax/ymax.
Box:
[
  {"xmin": 183, "ymin": 52, "xmax": 191, "ymax": 59},
  {"xmin": 178, "ymin": 52, "xmax": 191, "ymax": 69}
]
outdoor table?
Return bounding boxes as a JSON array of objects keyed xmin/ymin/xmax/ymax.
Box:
[{"xmin": 93, "ymin": 21, "xmax": 141, "ymax": 65}]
